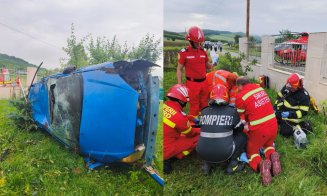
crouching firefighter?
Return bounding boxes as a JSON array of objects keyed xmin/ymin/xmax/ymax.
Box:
[
  {"xmin": 236, "ymin": 76, "xmax": 281, "ymax": 186},
  {"xmin": 196, "ymin": 84, "xmax": 247, "ymax": 175},
  {"xmin": 163, "ymin": 84, "xmax": 200, "ymax": 174},
  {"xmin": 275, "ymin": 73, "xmax": 311, "ymax": 140}
]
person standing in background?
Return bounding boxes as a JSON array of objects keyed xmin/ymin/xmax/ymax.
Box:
[{"xmin": 177, "ymin": 26, "xmax": 213, "ymax": 118}]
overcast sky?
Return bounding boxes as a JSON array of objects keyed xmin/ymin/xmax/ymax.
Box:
[
  {"xmin": 165, "ymin": 0, "xmax": 327, "ymax": 35},
  {"xmin": 0, "ymin": 0, "xmax": 163, "ymax": 76}
]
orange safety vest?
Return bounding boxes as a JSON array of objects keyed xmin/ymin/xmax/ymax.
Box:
[
  {"xmin": 207, "ymin": 70, "xmax": 231, "ymax": 92},
  {"xmin": 229, "ymin": 86, "xmax": 238, "ymax": 106}
]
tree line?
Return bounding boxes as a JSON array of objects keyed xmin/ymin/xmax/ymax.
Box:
[{"xmin": 61, "ymin": 24, "xmax": 162, "ymax": 68}]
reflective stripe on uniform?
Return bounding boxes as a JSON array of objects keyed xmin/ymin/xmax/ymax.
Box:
[
  {"xmin": 249, "ymin": 113, "xmax": 275, "ymax": 126},
  {"xmin": 214, "ymin": 72, "xmax": 227, "ymax": 83},
  {"xmin": 237, "ymin": 108, "xmax": 245, "ymax": 113},
  {"xmin": 234, "ymin": 121, "xmax": 243, "ymax": 129},
  {"xmin": 264, "ymin": 146, "xmax": 275, "ymax": 153},
  {"xmin": 283, "ymin": 118, "xmax": 303, "ymax": 123},
  {"xmin": 296, "ymin": 110, "xmax": 302, "ymax": 118},
  {"xmin": 200, "ymin": 131, "xmax": 233, "ymax": 138},
  {"xmin": 181, "ymin": 126, "xmax": 192, "ymax": 134},
  {"xmin": 278, "ymin": 92, "xmax": 283, "ymax": 98},
  {"xmin": 249, "ymin": 153, "xmax": 260, "ymax": 162},
  {"xmin": 242, "ymin": 87, "xmax": 264, "ymax": 101},
  {"xmin": 276, "ymin": 102, "xmax": 283, "ymax": 107},
  {"xmin": 163, "ymin": 117, "xmax": 176, "ymax": 128},
  {"xmin": 182, "ymin": 151, "xmax": 190, "ymax": 156},
  {"xmin": 230, "ymin": 98, "xmax": 236, "ymax": 101},
  {"xmin": 283, "ymin": 100, "xmax": 309, "ymax": 111}
]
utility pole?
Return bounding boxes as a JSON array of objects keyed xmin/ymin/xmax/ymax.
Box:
[{"xmin": 246, "ymin": 0, "xmax": 250, "ymax": 39}]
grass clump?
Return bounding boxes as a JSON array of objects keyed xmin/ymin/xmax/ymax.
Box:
[{"xmin": 0, "ymin": 100, "xmax": 163, "ymax": 195}]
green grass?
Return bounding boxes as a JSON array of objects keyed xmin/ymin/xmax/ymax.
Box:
[
  {"xmin": 164, "ymin": 40, "xmax": 188, "ymax": 48},
  {"xmin": 164, "ymin": 69, "xmax": 327, "ymax": 195},
  {"xmin": 0, "ymin": 100, "xmax": 163, "ymax": 195},
  {"xmin": 208, "ymin": 34, "xmax": 235, "ymax": 43},
  {"xmin": 224, "ymin": 47, "xmax": 239, "ymax": 54}
]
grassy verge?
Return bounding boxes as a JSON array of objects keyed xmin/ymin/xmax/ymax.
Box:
[
  {"xmin": 224, "ymin": 47, "xmax": 239, "ymax": 54},
  {"xmin": 163, "ymin": 70, "xmax": 327, "ymax": 195},
  {"xmin": 0, "ymin": 100, "xmax": 163, "ymax": 195}
]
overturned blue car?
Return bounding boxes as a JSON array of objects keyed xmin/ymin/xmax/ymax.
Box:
[{"xmin": 28, "ymin": 60, "xmax": 163, "ymax": 185}]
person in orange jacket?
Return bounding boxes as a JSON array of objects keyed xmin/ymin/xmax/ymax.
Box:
[
  {"xmin": 206, "ymin": 69, "xmax": 238, "ymax": 106},
  {"xmin": 177, "ymin": 26, "xmax": 212, "ymax": 118},
  {"xmin": 163, "ymin": 84, "xmax": 200, "ymax": 174},
  {"xmin": 235, "ymin": 76, "xmax": 281, "ymax": 186}
]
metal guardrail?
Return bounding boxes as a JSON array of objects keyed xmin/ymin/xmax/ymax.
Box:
[{"xmin": 272, "ymin": 33, "xmax": 308, "ymax": 75}]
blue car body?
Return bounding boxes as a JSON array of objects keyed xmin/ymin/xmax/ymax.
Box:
[{"xmin": 28, "ymin": 60, "xmax": 159, "ymax": 165}]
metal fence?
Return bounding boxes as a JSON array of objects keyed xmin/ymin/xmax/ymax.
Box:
[
  {"xmin": 248, "ymin": 41, "xmax": 261, "ymax": 62},
  {"xmin": 272, "ymin": 33, "xmax": 308, "ymax": 75},
  {"xmin": 0, "ymin": 67, "xmax": 45, "ymax": 87},
  {"xmin": 0, "ymin": 67, "xmax": 26, "ymax": 86}
]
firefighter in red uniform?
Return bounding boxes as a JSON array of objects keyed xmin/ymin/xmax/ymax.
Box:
[
  {"xmin": 235, "ymin": 76, "xmax": 281, "ymax": 186},
  {"xmin": 206, "ymin": 69, "xmax": 238, "ymax": 106},
  {"xmin": 177, "ymin": 26, "xmax": 213, "ymax": 117},
  {"xmin": 163, "ymin": 84, "xmax": 200, "ymax": 174}
]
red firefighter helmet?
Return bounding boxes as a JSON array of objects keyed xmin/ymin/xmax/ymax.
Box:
[
  {"xmin": 166, "ymin": 84, "xmax": 190, "ymax": 103},
  {"xmin": 286, "ymin": 73, "xmax": 303, "ymax": 89},
  {"xmin": 210, "ymin": 84, "xmax": 229, "ymax": 104},
  {"xmin": 185, "ymin": 26, "xmax": 205, "ymax": 43}
]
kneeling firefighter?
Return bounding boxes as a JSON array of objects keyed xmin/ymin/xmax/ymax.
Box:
[
  {"xmin": 163, "ymin": 84, "xmax": 200, "ymax": 174},
  {"xmin": 275, "ymin": 73, "xmax": 311, "ymax": 148},
  {"xmin": 196, "ymin": 84, "xmax": 247, "ymax": 175}
]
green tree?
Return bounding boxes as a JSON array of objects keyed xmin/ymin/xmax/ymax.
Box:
[
  {"xmin": 234, "ymin": 34, "xmax": 241, "ymax": 44},
  {"xmin": 128, "ymin": 34, "xmax": 162, "ymax": 63},
  {"xmin": 86, "ymin": 35, "xmax": 129, "ymax": 64},
  {"xmin": 62, "ymin": 24, "xmax": 88, "ymax": 68},
  {"xmin": 88, "ymin": 36, "xmax": 108, "ymax": 64},
  {"xmin": 249, "ymin": 35, "xmax": 256, "ymax": 43},
  {"xmin": 107, "ymin": 36, "xmax": 129, "ymax": 61},
  {"xmin": 62, "ymin": 25, "xmax": 161, "ymax": 67},
  {"xmin": 218, "ymin": 52, "xmax": 254, "ymax": 75},
  {"xmin": 275, "ymin": 29, "xmax": 298, "ymax": 43}
]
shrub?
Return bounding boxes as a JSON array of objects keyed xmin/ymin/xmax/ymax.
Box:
[{"xmin": 8, "ymin": 99, "xmax": 38, "ymax": 132}]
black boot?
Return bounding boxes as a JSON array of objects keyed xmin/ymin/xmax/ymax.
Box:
[
  {"xmin": 164, "ymin": 159, "xmax": 173, "ymax": 174},
  {"xmin": 225, "ymin": 160, "xmax": 245, "ymax": 175},
  {"xmin": 201, "ymin": 161, "xmax": 212, "ymax": 176}
]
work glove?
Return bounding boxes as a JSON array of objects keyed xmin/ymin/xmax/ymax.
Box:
[
  {"xmin": 259, "ymin": 147, "xmax": 264, "ymax": 156},
  {"xmin": 194, "ymin": 118, "xmax": 200, "ymax": 126},
  {"xmin": 229, "ymin": 103, "xmax": 235, "ymax": 107},
  {"xmin": 275, "ymin": 111, "xmax": 282, "ymax": 119},
  {"xmin": 188, "ymin": 116, "xmax": 200, "ymax": 128},
  {"xmin": 241, "ymin": 120, "xmax": 249, "ymax": 133},
  {"xmin": 239, "ymin": 152, "xmax": 249, "ymax": 163},
  {"xmin": 281, "ymin": 111, "xmax": 290, "ymax": 118}
]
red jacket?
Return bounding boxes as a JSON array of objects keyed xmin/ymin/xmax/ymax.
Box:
[
  {"xmin": 235, "ymin": 83, "xmax": 277, "ymax": 131},
  {"xmin": 163, "ymin": 100, "xmax": 197, "ymax": 144},
  {"xmin": 178, "ymin": 45, "xmax": 208, "ymax": 79}
]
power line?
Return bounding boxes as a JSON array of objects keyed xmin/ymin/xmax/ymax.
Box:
[
  {"xmin": 207, "ymin": 0, "xmax": 226, "ymax": 16},
  {"xmin": 0, "ymin": 21, "xmax": 62, "ymax": 51}
]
